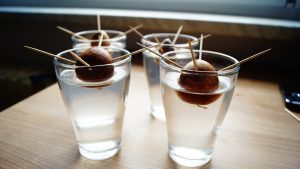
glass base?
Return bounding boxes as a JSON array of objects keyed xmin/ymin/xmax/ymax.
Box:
[
  {"xmin": 169, "ymin": 145, "xmax": 212, "ymax": 167},
  {"xmin": 151, "ymin": 105, "xmax": 165, "ymax": 121},
  {"xmin": 78, "ymin": 140, "xmax": 121, "ymax": 160}
]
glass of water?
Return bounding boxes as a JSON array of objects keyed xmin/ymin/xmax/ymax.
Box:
[
  {"xmin": 54, "ymin": 46, "xmax": 131, "ymax": 160},
  {"xmin": 141, "ymin": 33, "xmax": 198, "ymax": 121},
  {"xmin": 72, "ymin": 30, "xmax": 126, "ymax": 49},
  {"xmin": 160, "ymin": 49, "xmax": 239, "ymax": 167}
]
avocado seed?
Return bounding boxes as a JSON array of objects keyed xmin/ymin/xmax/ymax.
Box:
[
  {"xmin": 91, "ymin": 32, "xmax": 111, "ymax": 46},
  {"xmin": 177, "ymin": 59, "xmax": 221, "ymax": 105},
  {"xmin": 75, "ymin": 47, "xmax": 114, "ymax": 82}
]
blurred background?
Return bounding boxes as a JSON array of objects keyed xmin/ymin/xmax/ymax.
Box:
[{"xmin": 0, "ymin": 0, "xmax": 299, "ymax": 111}]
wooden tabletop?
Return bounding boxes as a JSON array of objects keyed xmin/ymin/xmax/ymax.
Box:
[{"xmin": 0, "ymin": 65, "xmax": 299, "ymax": 169}]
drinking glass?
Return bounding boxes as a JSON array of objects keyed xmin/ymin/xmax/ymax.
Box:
[
  {"xmin": 72, "ymin": 30, "xmax": 126, "ymax": 49},
  {"xmin": 54, "ymin": 46, "xmax": 131, "ymax": 160},
  {"xmin": 160, "ymin": 49, "xmax": 239, "ymax": 167},
  {"xmin": 141, "ymin": 33, "xmax": 198, "ymax": 121}
]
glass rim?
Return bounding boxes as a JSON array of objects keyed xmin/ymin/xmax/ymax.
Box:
[
  {"xmin": 160, "ymin": 49, "xmax": 240, "ymax": 75},
  {"xmin": 72, "ymin": 30, "xmax": 126, "ymax": 43},
  {"xmin": 141, "ymin": 33, "xmax": 198, "ymax": 47},
  {"xmin": 55, "ymin": 46, "xmax": 131, "ymax": 69}
]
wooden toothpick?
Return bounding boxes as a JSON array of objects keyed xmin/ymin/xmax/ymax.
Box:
[
  {"xmin": 113, "ymin": 24, "xmax": 143, "ymax": 38},
  {"xmin": 154, "ymin": 36, "xmax": 160, "ymax": 44},
  {"xmin": 112, "ymin": 44, "xmax": 161, "ymax": 62},
  {"xmin": 202, "ymin": 34, "xmax": 212, "ymax": 40},
  {"xmin": 124, "ymin": 24, "xmax": 143, "ymax": 36},
  {"xmin": 57, "ymin": 26, "xmax": 89, "ymax": 40},
  {"xmin": 199, "ymin": 34, "xmax": 203, "ymax": 60},
  {"xmin": 98, "ymin": 31, "xmax": 104, "ymax": 46},
  {"xmin": 172, "ymin": 25, "xmax": 183, "ymax": 44},
  {"xmin": 96, "ymin": 14, "xmax": 104, "ymax": 45},
  {"xmin": 24, "ymin": 46, "xmax": 75, "ymax": 64},
  {"xmin": 129, "ymin": 25, "xmax": 144, "ymax": 38},
  {"xmin": 285, "ymin": 108, "xmax": 300, "ymax": 123},
  {"xmin": 220, "ymin": 48, "xmax": 272, "ymax": 71},
  {"xmin": 188, "ymin": 40, "xmax": 198, "ymax": 70},
  {"xmin": 154, "ymin": 36, "xmax": 165, "ymax": 53},
  {"xmin": 69, "ymin": 51, "xmax": 90, "ymax": 66},
  {"xmin": 137, "ymin": 43, "xmax": 182, "ymax": 69},
  {"xmin": 189, "ymin": 34, "xmax": 211, "ymax": 44},
  {"xmin": 97, "ymin": 14, "xmax": 101, "ymax": 31}
]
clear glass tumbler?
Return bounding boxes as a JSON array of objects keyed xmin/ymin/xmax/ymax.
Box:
[
  {"xmin": 141, "ymin": 33, "xmax": 198, "ymax": 121},
  {"xmin": 160, "ymin": 49, "xmax": 239, "ymax": 167},
  {"xmin": 54, "ymin": 46, "xmax": 131, "ymax": 160},
  {"xmin": 72, "ymin": 30, "xmax": 126, "ymax": 49}
]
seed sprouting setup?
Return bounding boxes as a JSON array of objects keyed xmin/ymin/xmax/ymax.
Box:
[
  {"xmin": 21, "ymin": 14, "xmax": 278, "ymax": 167},
  {"xmin": 137, "ymin": 35, "xmax": 271, "ymax": 106},
  {"xmin": 25, "ymin": 15, "xmax": 271, "ymax": 103}
]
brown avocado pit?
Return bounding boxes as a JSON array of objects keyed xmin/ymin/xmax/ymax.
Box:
[
  {"xmin": 177, "ymin": 59, "xmax": 221, "ymax": 105},
  {"xmin": 91, "ymin": 32, "xmax": 111, "ymax": 47},
  {"xmin": 75, "ymin": 47, "xmax": 114, "ymax": 82}
]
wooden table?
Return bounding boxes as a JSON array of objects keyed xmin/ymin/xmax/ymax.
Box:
[{"xmin": 1, "ymin": 65, "xmax": 299, "ymax": 169}]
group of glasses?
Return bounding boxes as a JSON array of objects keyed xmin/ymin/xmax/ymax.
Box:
[{"xmin": 53, "ymin": 27, "xmax": 239, "ymax": 167}]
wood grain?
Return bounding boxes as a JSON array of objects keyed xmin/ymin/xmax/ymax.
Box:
[{"xmin": 0, "ymin": 65, "xmax": 299, "ymax": 169}]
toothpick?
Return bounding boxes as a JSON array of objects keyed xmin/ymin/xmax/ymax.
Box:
[
  {"xmin": 188, "ymin": 40, "xmax": 198, "ymax": 70},
  {"xmin": 137, "ymin": 43, "xmax": 182, "ymax": 69},
  {"xmin": 172, "ymin": 25, "xmax": 183, "ymax": 44},
  {"xmin": 124, "ymin": 24, "xmax": 143, "ymax": 36},
  {"xmin": 154, "ymin": 35, "xmax": 160, "ymax": 43},
  {"xmin": 69, "ymin": 51, "xmax": 90, "ymax": 66},
  {"xmin": 199, "ymin": 34, "xmax": 203, "ymax": 60},
  {"xmin": 112, "ymin": 44, "xmax": 160, "ymax": 62},
  {"xmin": 219, "ymin": 48, "xmax": 271, "ymax": 71},
  {"xmin": 189, "ymin": 34, "xmax": 211, "ymax": 43},
  {"xmin": 112, "ymin": 50, "xmax": 139, "ymax": 62},
  {"xmin": 202, "ymin": 34, "xmax": 212, "ymax": 40},
  {"xmin": 285, "ymin": 108, "xmax": 300, "ymax": 123},
  {"xmin": 129, "ymin": 26, "xmax": 144, "ymax": 38},
  {"xmin": 24, "ymin": 46, "xmax": 75, "ymax": 64},
  {"xmin": 97, "ymin": 14, "xmax": 103, "ymax": 45},
  {"xmin": 98, "ymin": 31, "xmax": 104, "ymax": 46},
  {"xmin": 112, "ymin": 24, "xmax": 143, "ymax": 38},
  {"xmin": 154, "ymin": 36, "xmax": 164, "ymax": 53},
  {"xmin": 57, "ymin": 26, "xmax": 89, "ymax": 40},
  {"xmin": 97, "ymin": 14, "xmax": 101, "ymax": 31}
]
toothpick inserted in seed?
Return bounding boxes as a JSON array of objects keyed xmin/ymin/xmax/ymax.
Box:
[
  {"xmin": 97, "ymin": 14, "xmax": 101, "ymax": 31},
  {"xmin": 24, "ymin": 46, "xmax": 75, "ymax": 64},
  {"xmin": 69, "ymin": 51, "xmax": 90, "ymax": 66},
  {"xmin": 220, "ymin": 48, "xmax": 272, "ymax": 71},
  {"xmin": 137, "ymin": 43, "xmax": 182, "ymax": 69},
  {"xmin": 129, "ymin": 26, "xmax": 144, "ymax": 38},
  {"xmin": 188, "ymin": 40, "xmax": 198, "ymax": 70},
  {"xmin": 199, "ymin": 34, "xmax": 203, "ymax": 60},
  {"xmin": 57, "ymin": 26, "xmax": 89, "ymax": 40},
  {"xmin": 112, "ymin": 44, "xmax": 160, "ymax": 62},
  {"xmin": 172, "ymin": 25, "xmax": 183, "ymax": 44}
]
